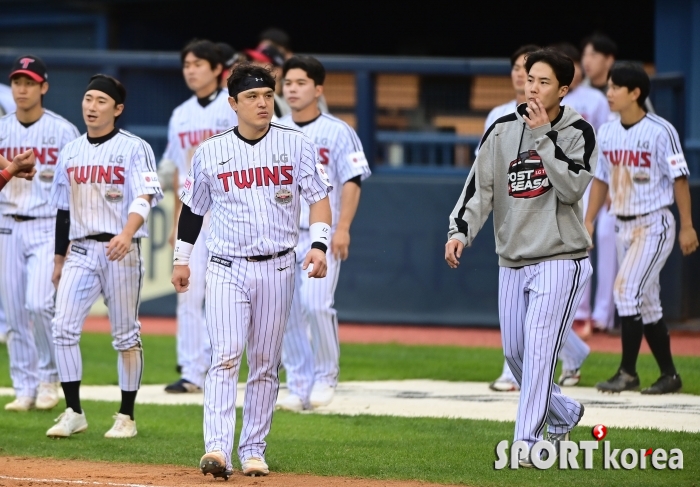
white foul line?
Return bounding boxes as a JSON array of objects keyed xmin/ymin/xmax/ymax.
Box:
[{"xmin": 0, "ymin": 475, "xmax": 172, "ymax": 487}]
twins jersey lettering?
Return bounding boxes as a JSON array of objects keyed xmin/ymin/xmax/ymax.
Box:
[
  {"xmin": 595, "ymin": 114, "xmax": 689, "ymax": 216},
  {"xmin": 0, "ymin": 110, "xmax": 80, "ymax": 217},
  {"xmin": 181, "ymin": 123, "xmax": 332, "ymax": 257},
  {"xmin": 163, "ymin": 90, "xmax": 238, "ymax": 190},
  {"xmin": 563, "ymin": 85, "xmax": 611, "ymax": 132},
  {"xmin": 278, "ymin": 113, "xmax": 371, "ymax": 228}
]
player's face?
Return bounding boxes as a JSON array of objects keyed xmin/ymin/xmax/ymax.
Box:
[
  {"xmin": 582, "ymin": 45, "xmax": 613, "ymax": 81},
  {"xmin": 82, "ymin": 90, "xmax": 124, "ymax": 132},
  {"xmin": 11, "ymin": 75, "xmax": 48, "ymax": 111},
  {"xmin": 526, "ymin": 62, "xmax": 568, "ymax": 111},
  {"xmin": 283, "ymin": 68, "xmax": 323, "ymax": 111},
  {"xmin": 230, "ymin": 87, "xmax": 274, "ymax": 129},
  {"xmin": 183, "ymin": 52, "xmax": 222, "ymax": 94},
  {"xmin": 606, "ymin": 80, "xmax": 640, "ymax": 113},
  {"xmin": 511, "ymin": 54, "xmax": 528, "ymax": 94}
]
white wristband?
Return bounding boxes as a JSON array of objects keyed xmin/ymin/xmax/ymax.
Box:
[
  {"xmin": 309, "ymin": 221, "xmax": 331, "ymax": 248},
  {"xmin": 128, "ymin": 198, "xmax": 151, "ymax": 221},
  {"xmin": 173, "ymin": 239, "xmax": 194, "ymax": 265}
]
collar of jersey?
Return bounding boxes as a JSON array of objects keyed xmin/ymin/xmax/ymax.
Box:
[
  {"xmin": 196, "ymin": 88, "xmax": 221, "ymax": 108},
  {"xmin": 621, "ymin": 114, "xmax": 647, "ymax": 131},
  {"xmin": 87, "ymin": 127, "xmax": 119, "ymax": 146},
  {"xmin": 294, "ymin": 112, "xmax": 322, "ymax": 128},
  {"xmin": 234, "ymin": 124, "xmax": 270, "ymax": 146}
]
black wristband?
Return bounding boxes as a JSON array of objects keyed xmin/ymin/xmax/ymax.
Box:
[
  {"xmin": 311, "ymin": 241, "xmax": 328, "ymax": 253},
  {"xmin": 55, "ymin": 209, "xmax": 71, "ymax": 256},
  {"xmin": 177, "ymin": 204, "xmax": 204, "ymax": 245}
]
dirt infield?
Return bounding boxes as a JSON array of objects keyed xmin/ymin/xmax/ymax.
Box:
[
  {"xmin": 0, "ymin": 457, "xmax": 457, "ymax": 487},
  {"xmin": 83, "ymin": 316, "xmax": 700, "ymax": 356}
]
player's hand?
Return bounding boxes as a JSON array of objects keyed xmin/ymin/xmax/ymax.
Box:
[
  {"xmin": 331, "ymin": 228, "xmax": 350, "ymax": 261},
  {"xmin": 106, "ymin": 233, "xmax": 133, "ymax": 261},
  {"xmin": 679, "ymin": 226, "xmax": 699, "ymax": 256},
  {"xmin": 52, "ymin": 256, "xmax": 65, "ymax": 290},
  {"xmin": 524, "ymin": 98, "xmax": 550, "ymax": 130},
  {"xmin": 171, "ymin": 265, "xmax": 191, "ymax": 292},
  {"xmin": 445, "ymin": 239, "xmax": 464, "ymax": 269},
  {"xmin": 11, "ymin": 149, "xmax": 37, "ymax": 180},
  {"xmin": 303, "ymin": 248, "xmax": 327, "ymax": 278},
  {"xmin": 585, "ymin": 220, "xmax": 595, "ymax": 250}
]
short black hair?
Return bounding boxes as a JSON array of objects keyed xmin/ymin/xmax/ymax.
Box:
[
  {"xmin": 581, "ymin": 33, "xmax": 618, "ymax": 58},
  {"xmin": 227, "ymin": 63, "xmax": 276, "ymax": 101},
  {"xmin": 282, "ymin": 55, "xmax": 325, "ymax": 85},
  {"xmin": 181, "ymin": 39, "xmax": 223, "ymax": 77},
  {"xmin": 259, "ymin": 28, "xmax": 291, "ymax": 51},
  {"xmin": 550, "ymin": 42, "xmax": 581, "ymax": 64},
  {"xmin": 609, "ymin": 62, "xmax": 650, "ymax": 108},
  {"xmin": 525, "ymin": 48, "xmax": 575, "ymax": 88},
  {"xmin": 511, "ymin": 44, "xmax": 540, "ymax": 67},
  {"xmin": 88, "ymin": 74, "xmax": 127, "ymax": 121}
]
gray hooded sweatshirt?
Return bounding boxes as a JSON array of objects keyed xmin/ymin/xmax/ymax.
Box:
[{"xmin": 448, "ymin": 103, "xmax": 598, "ymax": 267}]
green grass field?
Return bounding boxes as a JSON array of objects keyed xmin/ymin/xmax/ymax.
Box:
[{"xmin": 0, "ymin": 333, "xmax": 698, "ymax": 486}]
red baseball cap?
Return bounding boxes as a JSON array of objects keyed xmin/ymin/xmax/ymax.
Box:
[
  {"xmin": 244, "ymin": 45, "xmax": 285, "ymax": 67},
  {"xmin": 9, "ymin": 55, "xmax": 48, "ymax": 82}
]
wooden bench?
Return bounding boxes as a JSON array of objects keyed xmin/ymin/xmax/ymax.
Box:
[
  {"xmin": 470, "ymin": 75, "xmax": 512, "ymax": 111},
  {"xmin": 432, "ymin": 115, "xmax": 487, "ymax": 136}
]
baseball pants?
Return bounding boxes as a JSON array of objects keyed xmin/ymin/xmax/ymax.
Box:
[
  {"xmin": 0, "ymin": 301, "xmax": 7, "ymax": 338},
  {"xmin": 281, "ymin": 229, "xmax": 341, "ymax": 402},
  {"xmin": 499, "ymin": 258, "xmax": 592, "ymax": 448},
  {"xmin": 614, "ymin": 208, "xmax": 675, "ymax": 324},
  {"xmin": 203, "ymin": 251, "xmax": 295, "ymax": 469},
  {"xmin": 592, "ymin": 205, "xmax": 618, "ymax": 329},
  {"xmin": 52, "ymin": 238, "xmax": 144, "ymax": 391},
  {"xmin": 176, "ymin": 225, "xmax": 211, "ymax": 388},
  {"xmin": 0, "ymin": 216, "xmax": 58, "ymax": 398}
]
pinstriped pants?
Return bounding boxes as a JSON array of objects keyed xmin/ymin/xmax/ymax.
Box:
[
  {"xmin": 203, "ymin": 251, "xmax": 295, "ymax": 469},
  {"xmin": 0, "ymin": 216, "xmax": 58, "ymax": 398},
  {"xmin": 499, "ymin": 258, "xmax": 592, "ymax": 448}
]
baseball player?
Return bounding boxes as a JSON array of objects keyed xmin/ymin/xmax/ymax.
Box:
[
  {"xmin": 586, "ymin": 63, "xmax": 698, "ymax": 394},
  {"xmin": 446, "ymin": 49, "xmax": 596, "ymax": 467},
  {"xmin": 47, "ymin": 74, "xmax": 163, "ymax": 438},
  {"xmin": 581, "ymin": 34, "xmax": 618, "ymax": 96},
  {"xmin": 171, "ymin": 63, "xmax": 332, "ymax": 479},
  {"xmin": 276, "ymin": 56, "xmax": 370, "ymax": 412},
  {"xmin": 245, "ymin": 45, "xmax": 290, "ymax": 119},
  {"xmin": 0, "ymin": 82, "xmax": 15, "ymax": 117},
  {"xmin": 0, "ymin": 55, "xmax": 80, "ymax": 412},
  {"xmin": 217, "ymin": 42, "xmax": 243, "ymax": 90},
  {"xmin": 163, "ymin": 39, "xmax": 238, "ymax": 394}
]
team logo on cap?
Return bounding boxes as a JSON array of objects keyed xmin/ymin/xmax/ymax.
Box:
[
  {"xmin": 508, "ymin": 150, "xmax": 551, "ymax": 199},
  {"xmin": 19, "ymin": 57, "xmax": 35, "ymax": 69}
]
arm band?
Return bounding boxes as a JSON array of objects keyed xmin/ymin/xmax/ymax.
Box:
[
  {"xmin": 309, "ymin": 221, "xmax": 331, "ymax": 253},
  {"xmin": 128, "ymin": 197, "xmax": 151, "ymax": 221},
  {"xmin": 55, "ymin": 209, "xmax": 71, "ymax": 256},
  {"xmin": 346, "ymin": 175, "xmax": 362, "ymax": 188},
  {"xmin": 173, "ymin": 239, "xmax": 194, "ymax": 265},
  {"xmin": 177, "ymin": 204, "xmax": 204, "ymax": 245}
]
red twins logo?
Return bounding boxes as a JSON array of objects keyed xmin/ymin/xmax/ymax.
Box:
[{"xmin": 19, "ymin": 57, "xmax": 35, "ymax": 69}]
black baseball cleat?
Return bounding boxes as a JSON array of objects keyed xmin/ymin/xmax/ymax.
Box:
[
  {"xmin": 164, "ymin": 378, "xmax": 202, "ymax": 394},
  {"xmin": 641, "ymin": 374, "xmax": 682, "ymax": 395},
  {"xmin": 200, "ymin": 451, "xmax": 232, "ymax": 480},
  {"xmin": 596, "ymin": 369, "xmax": 640, "ymax": 393}
]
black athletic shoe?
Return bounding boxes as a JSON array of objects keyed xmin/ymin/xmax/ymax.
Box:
[
  {"xmin": 641, "ymin": 374, "xmax": 682, "ymax": 395},
  {"xmin": 596, "ymin": 369, "xmax": 640, "ymax": 393},
  {"xmin": 164, "ymin": 378, "xmax": 202, "ymax": 394},
  {"xmin": 175, "ymin": 364, "xmax": 182, "ymax": 374}
]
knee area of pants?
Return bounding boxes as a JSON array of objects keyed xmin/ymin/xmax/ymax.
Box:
[{"xmin": 115, "ymin": 342, "xmax": 142, "ymax": 353}]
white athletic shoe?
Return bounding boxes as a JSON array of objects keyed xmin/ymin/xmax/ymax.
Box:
[
  {"xmin": 46, "ymin": 408, "xmax": 88, "ymax": 438},
  {"xmin": 309, "ymin": 383, "xmax": 335, "ymax": 408},
  {"xmin": 489, "ymin": 376, "xmax": 520, "ymax": 392},
  {"xmin": 0, "ymin": 331, "xmax": 7, "ymax": 344},
  {"xmin": 241, "ymin": 456, "xmax": 269, "ymax": 476},
  {"xmin": 104, "ymin": 413, "xmax": 137, "ymax": 438},
  {"xmin": 36, "ymin": 382, "xmax": 60, "ymax": 410},
  {"xmin": 4, "ymin": 396, "xmax": 35, "ymax": 411},
  {"xmin": 558, "ymin": 369, "xmax": 582, "ymax": 387},
  {"xmin": 275, "ymin": 393, "xmax": 305, "ymax": 412}
]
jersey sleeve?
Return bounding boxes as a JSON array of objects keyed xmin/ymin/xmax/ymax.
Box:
[
  {"xmin": 594, "ymin": 148, "xmax": 610, "ymax": 184},
  {"xmin": 179, "ymin": 146, "xmax": 211, "ymax": 216},
  {"xmin": 334, "ymin": 124, "xmax": 371, "ymax": 184},
  {"xmin": 657, "ymin": 122, "xmax": 689, "ymax": 179},
  {"xmin": 49, "ymin": 150, "xmax": 71, "ymax": 211},
  {"xmin": 298, "ymin": 137, "xmax": 333, "ymax": 205},
  {"xmin": 129, "ymin": 139, "xmax": 164, "ymax": 207}
]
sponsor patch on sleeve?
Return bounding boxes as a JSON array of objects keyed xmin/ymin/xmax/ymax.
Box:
[
  {"xmin": 315, "ymin": 163, "xmax": 332, "ymax": 187},
  {"xmin": 667, "ymin": 153, "xmax": 689, "ymax": 171},
  {"xmin": 142, "ymin": 172, "xmax": 161, "ymax": 188},
  {"xmin": 346, "ymin": 151, "xmax": 369, "ymax": 167},
  {"xmin": 183, "ymin": 176, "xmax": 194, "ymax": 194}
]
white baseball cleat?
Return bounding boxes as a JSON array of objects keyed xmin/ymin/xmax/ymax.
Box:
[
  {"xmin": 309, "ymin": 383, "xmax": 335, "ymax": 408},
  {"xmin": 275, "ymin": 393, "xmax": 304, "ymax": 412},
  {"xmin": 200, "ymin": 451, "xmax": 232, "ymax": 480},
  {"xmin": 46, "ymin": 408, "xmax": 88, "ymax": 438},
  {"xmin": 36, "ymin": 382, "xmax": 60, "ymax": 410},
  {"xmin": 4, "ymin": 396, "xmax": 35, "ymax": 411},
  {"xmin": 558, "ymin": 369, "xmax": 582, "ymax": 387},
  {"xmin": 242, "ymin": 456, "xmax": 269, "ymax": 476},
  {"xmin": 104, "ymin": 413, "xmax": 137, "ymax": 438},
  {"xmin": 489, "ymin": 376, "xmax": 520, "ymax": 392}
]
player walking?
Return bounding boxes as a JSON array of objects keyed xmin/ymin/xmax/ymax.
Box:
[
  {"xmin": 163, "ymin": 39, "xmax": 238, "ymax": 394},
  {"xmin": 276, "ymin": 56, "xmax": 370, "ymax": 411},
  {"xmin": 586, "ymin": 63, "xmax": 698, "ymax": 394},
  {"xmin": 0, "ymin": 55, "xmax": 80, "ymax": 411},
  {"xmin": 47, "ymin": 74, "xmax": 163, "ymax": 438},
  {"xmin": 171, "ymin": 63, "xmax": 332, "ymax": 479},
  {"xmin": 446, "ymin": 49, "xmax": 596, "ymax": 466}
]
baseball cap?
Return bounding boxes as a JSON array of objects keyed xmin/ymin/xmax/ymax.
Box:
[
  {"xmin": 216, "ymin": 42, "xmax": 242, "ymax": 69},
  {"xmin": 9, "ymin": 55, "xmax": 48, "ymax": 82},
  {"xmin": 245, "ymin": 45, "xmax": 285, "ymax": 67}
]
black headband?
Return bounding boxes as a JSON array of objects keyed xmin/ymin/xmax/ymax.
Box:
[
  {"xmin": 86, "ymin": 77, "xmax": 124, "ymax": 104},
  {"xmin": 230, "ymin": 76, "xmax": 275, "ymax": 98}
]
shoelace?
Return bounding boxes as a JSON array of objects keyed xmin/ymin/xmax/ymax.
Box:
[
  {"xmin": 53, "ymin": 411, "xmax": 69, "ymax": 423},
  {"xmin": 110, "ymin": 415, "xmax": 130, "ymax": 431}
]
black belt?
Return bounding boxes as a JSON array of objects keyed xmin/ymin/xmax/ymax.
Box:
[
  {"xmin": 86, "ymin": 233, "xmax": 140, "ymax": 243},
  {"xmin": 617, "ymin": 213, "xmax": 649, "ymax": 222},
  {"xmin": 246, "ymin": 248, "xmax": 292, "ymax": 262},
  {"xmin": 8, "ymin": 215, "xmax": 36, "ymax": 222}
]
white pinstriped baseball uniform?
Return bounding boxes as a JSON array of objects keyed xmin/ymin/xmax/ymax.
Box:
[
  {"xmin": 0, "ymin": 110, "xmax": 79, "ymax": 398},
  {"xmin": 50, "ymin": 128, "xmax": 163, "ymax": 391},
  {"xmin": 594, "ymin": 114, "xmax": 688, "ymax": 323},
  {"xmin": 163, "ymin": 89, "xmax": 238, "ymax": 388},
  {"xmin": 180, "ymin": 123, "xmax": 332, "ymax": 469},
  {"xmin": 0, "ymin": 84, "xmax": 15, "ymax": 116},
  {"xmin": 277, "ymin": 113, "xmax": 370, "ymax": 403}
]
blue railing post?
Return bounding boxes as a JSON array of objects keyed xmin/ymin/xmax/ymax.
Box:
[{"xmin": 355, "ymin": 70, "xmax": 376, "ymax": 168}]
